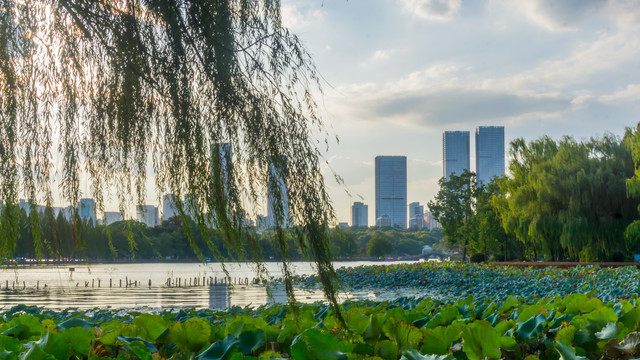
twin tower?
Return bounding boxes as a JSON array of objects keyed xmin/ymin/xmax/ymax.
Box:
[{"xmin": 373, "ymin": 126, "xmax": 505, "ymax": 228}]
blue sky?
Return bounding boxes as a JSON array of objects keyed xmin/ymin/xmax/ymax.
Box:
[{"xmin": 280, "ymin": 0, "xmax": 640, "ymax": 224}]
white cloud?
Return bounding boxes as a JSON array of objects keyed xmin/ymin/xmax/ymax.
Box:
[
  {"xmin": 401, "ymin": 0, "xmax": 462, "ymax": 21},
  {"xmin": 599, "ymin": 84, "xmax": 640, "ymax": 104},
  {"xmin": 281, "ymin": 4, "xmax": 326, "ymax": 29},
  {"xmin": 372, "ymin": 50, "xmax": 392, "ymax": 61},
  {"xmin": 483, "ymin": 33, "xmax": 640, "ymax": 93}
]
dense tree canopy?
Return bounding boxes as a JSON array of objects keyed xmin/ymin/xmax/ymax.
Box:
[
  {"xmin": 494, "ymin": 134, "xmax": 638, "ymax": 261},
  {"xmin": 0, "ymin": 1, "xmax": 338, "ymax": 308}
]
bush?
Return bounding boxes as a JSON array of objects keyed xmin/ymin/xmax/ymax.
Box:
[
  {"xmin": 610, "ymin": 251, "xmax": 625, "ymax": 262},
  {"xmin": 470, "ymin": 253, "xmax": 486, "ymax": 263}
]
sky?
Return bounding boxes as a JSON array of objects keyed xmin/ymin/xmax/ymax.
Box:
[{"xmin": 279, "ymin": 0, "xmax": 640, "ymax": 225}]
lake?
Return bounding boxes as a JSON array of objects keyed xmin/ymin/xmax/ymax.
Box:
[{"xmin": 0, "ymin": 261, "xmax": 416, "ymax": 310}]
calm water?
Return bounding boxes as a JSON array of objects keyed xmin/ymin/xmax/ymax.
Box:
[{"xmin": 0, "ymin": 261, "xmax": 415, "ymax": 310}]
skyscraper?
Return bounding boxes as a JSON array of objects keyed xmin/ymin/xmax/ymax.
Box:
[
  {"xmin": 475, "ymin": 126, "xmax": 505, "ymax": 185},
  {"xmin": 136, "ymin": 205, "xmax": 159, "ymax": 227},
  {"xmin": 351, "ymin": 202, "xmax": 368, "ymax": 227},
  {"xmin": 267, "ymin": 156, "xmax": 289, "ymax": 228},
  {"xmin": 104, "ymin": 211, "xmax": 124, "ymax": 225},
  {"xmin": 375, "ymin": 156, "xmax": 407, "ymax": 228},
  {"xmin": 408, "ymin": 202, "xmax": 425, "ymax": 229},
  {"xmin": 78, "ymin": 198, "xmax": 97, "ymax": 224},
  {"xmin": 162, "ymin": 194, "xmax": 178, "ymax": 220},
  {"xmin": 443, "ymin": 131, "xmax": 470, "ymax": 180}
]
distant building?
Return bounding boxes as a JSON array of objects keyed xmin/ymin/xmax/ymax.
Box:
[
  {"xmin": 162, "ymin": 194, "xmax": 178, "ymax": 221},
  {"xmin": 53, "ymin": 206, "xmax": 73, "ymax": 220},
  {"xmin": 425, "ymin": 211, "xmax": 441, "ymax": 230},
  {"xmin": 475, "ymin": 126, "xmax": 505, "ymax": 185},
  {"xmin": 78, "ymin": 198, "xmax": 97, "ymax": 225},
  {"xmin": 136, "ymin": 205, "xmax": 159, "ymax": 227},
  {"xmin": 351, "ymin": 202, "xmax": 368, "ymax": 227},
  {"xmin": 338, "ymin": 222, "xmax": 349, "ymax": 229},
  {"xmin": 408, "ymin": 202, "xmax": 425, "ymax": 229},
  {"xmin": 18, "ymin": 199, "xmax": 45, "ymax": 214},
  {"xmin": 267, "ymin": 156, "xmax": 289, "ymax": 228},
  {"xmin": 375, "ymin": 156, "xmax": 407, "ymax": 228},
  {"xmin": 104, "ymin": 211, "xmax": 123, "ymax": 225},
  {"xmin": 443, "ymin": 131, "xmax": 470, "ymax": 180}
]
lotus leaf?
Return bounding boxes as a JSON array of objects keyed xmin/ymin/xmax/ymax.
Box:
[
  {"xmin": 461, "ymin": 320, "xmax": 501, "ymax": 360},
  {"xmin": 169, "ymin": 317, "xmax": 211, "ymax": 352},
  {"xmin": 197, "ymin": 335, "xmax": 239, "ymax": 360}
]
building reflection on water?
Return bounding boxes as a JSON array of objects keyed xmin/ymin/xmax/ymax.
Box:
[{"xmin": 209, "ymin": 283, "xmax": 231, "ymax": 309}]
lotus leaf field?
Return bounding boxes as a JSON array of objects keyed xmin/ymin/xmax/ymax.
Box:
[{"xmin": 2, "ymin": 262, "xmax": 640, "ymax": 359}]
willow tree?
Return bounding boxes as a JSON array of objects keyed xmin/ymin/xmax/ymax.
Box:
[{"xmin": 0, "ymin": 1, "xmax": 341, "ymax": 309}]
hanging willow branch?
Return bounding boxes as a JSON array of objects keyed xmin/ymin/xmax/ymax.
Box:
[{"xmin": 0, "ymin": 0, "xmax": 341, "ymax": 315}]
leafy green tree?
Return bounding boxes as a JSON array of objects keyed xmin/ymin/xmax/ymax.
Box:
[
  {"xmin": 366, "ymin": 234, "xmax": 394, "ymax": 258},
  {"xmin": 428, "ymin": 169, "xmax": 479, "ymax": 261}
]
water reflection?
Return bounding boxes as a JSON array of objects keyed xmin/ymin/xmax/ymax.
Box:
[
  {"xmin": 0, "ymin": 261, "xmax": 417, "ymax": 310},
  {"xmin": 209, "ymin": 284, "xmax": 231, "ymax": 309}
]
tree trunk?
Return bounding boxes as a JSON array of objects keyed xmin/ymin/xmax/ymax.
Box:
[{"xmin": 462, "ymin": 238, "xmax": 468, "ymax": 262}]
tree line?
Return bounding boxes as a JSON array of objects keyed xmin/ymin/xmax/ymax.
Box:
[
  {"xmin": 429, "ymin": 128, "xmax": 640, "ymax": 262},
  {"xmin": 7, "ymin": 208, "xmax": 442, "ymax": 262}
]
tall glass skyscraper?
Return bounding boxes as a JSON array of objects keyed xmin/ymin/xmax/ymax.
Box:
[
  {"xmin": 475, "ymin": 126, "xmax": 505, "ymax": 184},
  {"xmin": 375, "ymin": 156, "xmax": 407, "ymax": 228},
  {"xmin": 443, "ymin": 131, "xmax": 470, "ymax": 180},
  {"xmin": 351, "ymin": 202, "xmax": 368, "ymax": 227}
]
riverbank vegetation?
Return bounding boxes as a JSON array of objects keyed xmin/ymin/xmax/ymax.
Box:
[
  {"xmin": 7, "ymin": 211, "xmax": 442, "ymax": 262},
  {"xmin": 430, "ymin": 129, "xmax": 640, "ymax": 262}
]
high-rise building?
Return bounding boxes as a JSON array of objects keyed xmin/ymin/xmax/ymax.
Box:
[
  {"xmin": 104, "ymin": 211, "xmax": 124, "ymax": 225},
  {"xmin": 136, "ymin": 205, "xmax": 159, "ymax": 227},
  {"xmin": 267, "ymin": 156, "xmax": 289, "ymax": 228},
  {"xmin": 408, "ymin": 202, "xmax": 425, "ymax": 229},
  {"xmin": 78, "ymin": 198, "xmax": 97, "ymax": 224},
  {"xmin": 162, "ymin": 194, "xmax": 178, "ymax": 221},
  {"xmin": 425, "ymin": 211, "xmax": 441, "ymax": 230},
  {"xmin": 475, "ymin": 126, "xmax": 505, "ymax": 185},
  {"xmin": 375, "ymin": 156, "xmax": 407, "ymax": 228},
  {"xmin": 351, "ymin": 202, "xmax": 368, "ymax": 228},
  {"xmin": 443, "ymin": 131, "xmax": 470, "ymax": 180}
]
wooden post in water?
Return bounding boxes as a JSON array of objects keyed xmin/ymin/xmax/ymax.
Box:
[
  {"xmin": 92, "ymin": 279, "xmax": 94, "ymax": 288},
  {"xmin": 98, "ymin": 279, "xmax": 101, "ymax": 288},
  {"xmin": 110, "ymin": 279, "xmax": 112, "ymax": 288},
  {"xmin": 120, "ymin": 279, "xmax": 122, "ymax": 287},
  {"xmin": 148, "ymin": 279, "xmax": 151, "ymax": 287},
  {"xmin": 37, "ymin": 280, "xmax": 39, "ymax": 290},
  {"xmin": 23, "ymin": 281, "xmax": 25, "ymax": 289}
]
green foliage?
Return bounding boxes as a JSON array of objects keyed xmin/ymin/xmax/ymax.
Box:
[
  {"xmin": 366, "ymin": 234, "xmax": 394, "ymax": 258},
  {"xmin": 495, "ymin": 134, "xmax": 638, "ymax": 261},
  {"xmin": 469, "ymin": 253, "xmax": 485, "ymax": 263}
]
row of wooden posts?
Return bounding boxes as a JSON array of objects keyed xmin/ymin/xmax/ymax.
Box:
[
  {"xmin": 165, "ymin": 276, "xmax": 257, "ymax": 287},
  {"xmin": 1, "ymin": 276, "xmax": 261, "ymax": 290}
]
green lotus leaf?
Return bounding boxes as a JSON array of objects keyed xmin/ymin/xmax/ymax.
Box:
[
  {"xmin": 345, "ymin": 309, "xmax": 371, "ymax": 336},
  {"xmin": 117, "ymin": 335, "xmax": 158, "ymax": 353},
  {"xmin": 556, "ymin": 325, "xmax": 577, "ymax": 346},
  {"xmin": 555, "ymin": 341, "xmax": 587, "ymax": 360},
  {"xmin": 197, "ymin": 335, "xmax": 239, "ymax": 360},
  {"xmin": 400, "ymin": 350, "xmax": 454, "ymax": 360},
  {"xmin": 364, "ymin": 314, "xmax": 384, "ymax": 342},
  {"xmin": 515, "ymin": 314, "xmax": 546, "ymax": 341},
  {"xmin": 382, "ymin": 318, "xmax": 423, "ymax": 351},
  {"xmin": 238, "ymin": 330, "xmax": 266, "ymax": 355},
  {"xmin": 375, "ymin": 340, "xmax": 398, "ymax": 360},
  {"xmin": 420, "ymin": 323, "xmax": 461, "ymax": 355},
  {"xmin": 59, "ymin": 327, "xmax": 94, "ymax": 356},
  {"xmin": 15, "ymin": 343, "xmax": 55, "ymax": 360},
  {"xmin": 169, "ymin": 317, "xmax": 211, "ymax": 352},
  {"xmin": 425, "ymin": 306, "xmax": 459, "ymax": 329},
  {"xmin": 56, "ymin": 318, "xmax": 92, "ymax": 330},
  {"xmin": 461, "ymin": 320, "xmax": 501, "ymax": 360},
  {"xmin": 133, "ymin": 314, "xmax": 170, "ymax": 341},
  {"xmin": 290, "ymin": 328, "xmax": 347, "ymax": 360}
]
